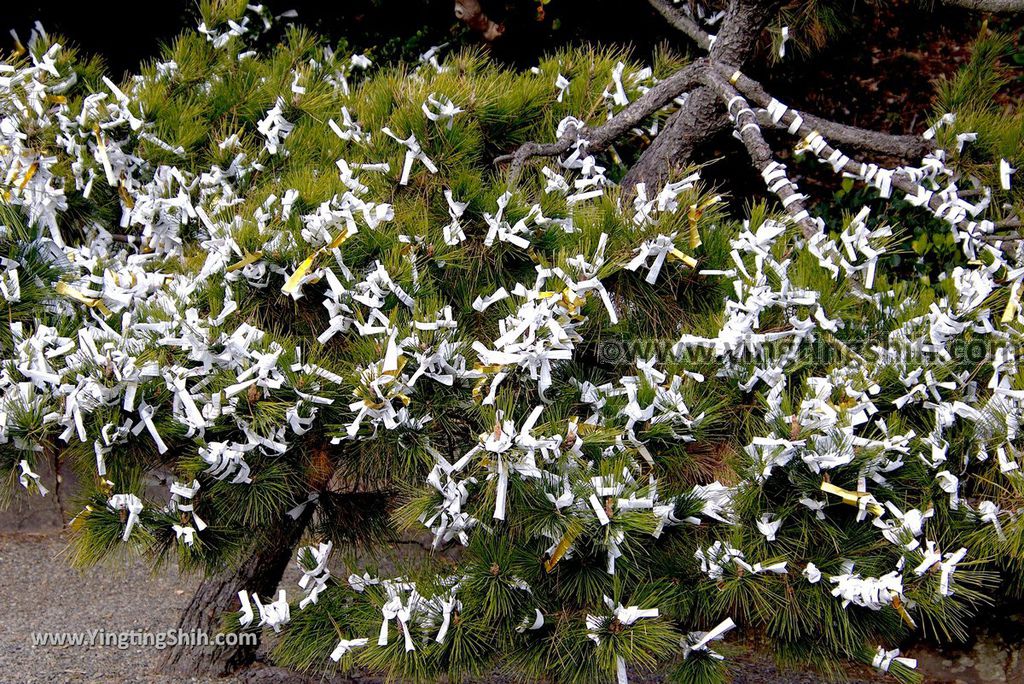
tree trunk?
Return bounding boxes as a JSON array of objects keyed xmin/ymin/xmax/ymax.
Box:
[
  {"xmin": 160, "ymin": 508, "xmax": 311, "ymax": 677},
  {"xmin": 623, "ymin": 0, "xmax": 783, "ymax": 190},
  {"xmin": 621, "ymin": 84, "xmax": 727, "ymax": 190}
]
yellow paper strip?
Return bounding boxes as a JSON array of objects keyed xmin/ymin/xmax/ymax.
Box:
[
  {"xmin": 794, "ymin": 130, "xmax": 820, "ymax": 155},
  {"xmin": 117, "ymin": 183, "xmax": 135, "ymax": 209},
  {"xmin": 328, "ymin": 228, "xmax": 352, "ymax": 250},
  {"xmin": 55, "ymin": 281, "xmax": 113, "ymax": 316},
  {"xmin": 18, "ymin": 162, "xmax": 38, "ymax": 191},
  {"xmin": 226, "ymin": 251, "xmax": 263, "ymax": 273},
  {"xmin": 670, "ymin": 248, "xmax": 698, "ymax": 268},
  {"xmin": 892, "ymin": 595, "xmax": 916, "ymax": 629},
  {"xmin": 687, "ymin": 208, "xmax": 703, "ymax": 250},
  {"xmin": 820, "ymin": 481, "xmax": 883, "ymax": 516},
  {"xmin": 544, "ymin": 532, "xmax": 574, "ymax": 573},
  {"xmin": 1002, "ymin": 280, "xmax": 1022, "ymax": 323},
  {"xmin": 282, "ymin": 229, "xmax": 352, "ymax": 295},
  {"xmin": 282, "ymin": 253, "xmax": 317, "ymax": 294}
]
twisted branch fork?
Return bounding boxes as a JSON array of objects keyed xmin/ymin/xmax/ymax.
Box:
[{"xmin": 493, "ymin": 0, "xmax": 1021, "ymax": 238}]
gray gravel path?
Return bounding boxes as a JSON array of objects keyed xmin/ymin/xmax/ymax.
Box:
[{"xmin": 0, "ymin": 532, "xmax": 227, "ymax": 684}]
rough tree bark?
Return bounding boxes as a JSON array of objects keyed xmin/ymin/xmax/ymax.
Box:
[
  {"xmin": 160, "ymin": 507, "xmax": 313, "ymax": 677},
  {"xmin": 941, "ymin": 0, "xmax": 1024, "ymax": 12},
  {"xmin": 622, "ymin": 0, "xmax": 783, "ymax": 190}
]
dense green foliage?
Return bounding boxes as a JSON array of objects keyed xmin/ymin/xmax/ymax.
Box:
[{"xmin": 2, "ymin": 2, "xmax": 1024, "ymax": 683}]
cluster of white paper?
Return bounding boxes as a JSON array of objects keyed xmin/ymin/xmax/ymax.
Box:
[{"xmin": 2, "ymin": 8, "xmax": 1021, "ymax": 675}]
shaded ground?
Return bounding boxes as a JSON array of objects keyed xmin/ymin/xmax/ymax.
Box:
[
  {"xmin": 0, "ymin": 531, "xmax": 869, "ymax": 684},
  {"xmin": 4, "ymin": 525, "xmax": 1021, "ymax": 684}
]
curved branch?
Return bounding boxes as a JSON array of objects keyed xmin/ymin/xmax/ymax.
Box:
[
  {"xmin": 711, "ymin": 65, "xmax": 1021, "ymax": 241},
  {"xmin": 940, "ymin": 0, "xmax": 1024, "ymax": 12},
  {"xmin": 706, "ymin": 70, "xmax": 821, "ymax": 237},
  {"xmin": 495, "ymin": 60, "xmax": 707, "ymax": 181},
  {"xmin": 494, "ymin": 135, "xmax": 578, "ymax": 182},
  {"xmin": 647, "ymin": 0, "xmax": 713, "ymax": 50},
  {"xmin": 723, "ymin": 68, "xmax": 935, "ymax": 162}
]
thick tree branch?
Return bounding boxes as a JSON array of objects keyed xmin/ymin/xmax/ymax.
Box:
[
  {"xmin": 726, "ymin": 69, "xmax": 936, "ymax": 162},
  {"xmin": 940, "ymin": 0, "xmax": 1024, "ymax": 12},
  {"xmin": 647, "ymin": 0, "xmax": 713, "ymax": 50},
  {"xmin": 622, "ymin": 0, "xmax": 784, "ymax": 190},
  {"xmin": 620, "ymin": 85, "xmax": 727, "ymax": 189},
  {"xmin": 495, "ymin": 60, "xmax": 707, "ymax": 181},
  {"xmin": 707, "ymin": 70, "xmax": 821, "ymax": 237},
  {"xmin": 714, "ymin": 65, "xmax": 1022, "ymax": 241},
  {"xmin": 755, "ymin": 110, "xmax": 934, "ymax": 163},
  {"xmin": 709, "ymin": 0, "xmax": 783, "ymax": 62}
]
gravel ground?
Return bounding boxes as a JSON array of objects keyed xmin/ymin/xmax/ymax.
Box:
[{"xmin": 0, "ymin": 532, "xmax": 226, "ymax": 684}]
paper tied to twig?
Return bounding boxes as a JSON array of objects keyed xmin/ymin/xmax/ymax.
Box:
[
  {"xmin": 555, "ymin": 73, "xmax": 570, "ymax": 102},
  {"xmin": 329, "ymin": 634, "xmax": 368, "ymax": 662},
  {"xmin": 681, "ymin": 617, "xmax": 736, "ymax": 661},
  {"xmin": 422, "ymin": 93, "xmax": 463, "ymax": 129},
  {"xmin": 297, "ymin": 541, "xmax": 333, "ymax": 609},
  {"xmin": 167, "ymin": 479, "xmax": 207, "ymax": 546},
  {"xmin": 238, "ymin": 589, "xmax": 291, "ymax": 632},
  {"xmin": 17, "ymin": 460, "xmax": 48, "ymax": 496},
  {"xmin": 382, "ymin": 127, "xmax": 437, "ymax": 185},
  {"xmin": 828, "ymin": 562, "xmax": 907, "ymax": 618},
  {"xmin": 378, "ymin": 593, "xmax": 417, "ymax": 652},
  {"xmin": 108, "ymin": 492, "xmax": 144, "ymax": 541},
  {"xmin": 201, "ymin": 439, "xmax": 256, "ymax": 484},
  {"xmin": 256, "ymin": 97, "xmax": 295, "ymax": 155},
  {"xmin": 442, "ymin": 188, "xmax": 469, "ymax": 245},
  {"xmin": 872, "ymin": 646, "xmax": 917, "ymax": 673},
  {"xmin": 328, "ymin": 107, "xmax": 370, "ymax": 145},
  {"xmin": 626, "ymin": 233, "xmax": 696, "ymax": 284},
  {"xmin": 586, "ymin": 596, "xmax": 660, "ymax": 684},
  {"xmin": 976, "ymin": 500, "xmax": 1006, "ymax": 541}
]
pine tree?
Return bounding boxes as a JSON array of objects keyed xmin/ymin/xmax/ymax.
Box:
[{"xmin": 2, "ymin": 1, "xmax": 1023, "ymax": 683}]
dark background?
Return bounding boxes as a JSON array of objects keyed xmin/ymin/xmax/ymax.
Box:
[
  {"xmin": 4, "ymin": 0, "xmax": 681, "ymax": 76},
  {"xmin": 6, "ymin": 1, "xmax": 1017, "ymax": 133}
]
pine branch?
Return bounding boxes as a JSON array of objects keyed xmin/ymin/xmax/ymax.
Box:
[
  {"xmin": 494, "ymin": 60, "xmax": 707, "ymax": 181},
  {"xmin": 647, "ymin": 0, "xmax": 714, "ymax": 50},
  {"xmin": 705, "ymin": 69, "xmax": 821, "ymax": 238}
]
